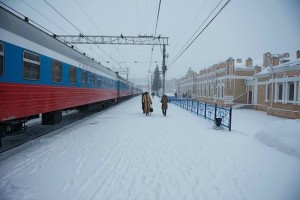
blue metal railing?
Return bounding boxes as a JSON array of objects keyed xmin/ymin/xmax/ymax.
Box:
[{"xmin": 169, "ymin": 97, "xmax": 232, "ymax": 131}]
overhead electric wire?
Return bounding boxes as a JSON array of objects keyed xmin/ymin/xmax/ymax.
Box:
[
  {"xmin": 72, "ymin": 0, "xmax": 128, "ymax": 69},
  {"xmin": 43, "ymin": 0, "xmax": 121, "ymax": 67},
  {"xmin": 20, "ymin": 0, "xmax": 69, "ymax": 34},
  {"xmin": 154, "ymin": 0, "xmax": 162, "ymax": 36},
  {"xmin": 172, "ymin": 0, "xmax": 209, "ymax": 53},
  {"xmin": 73, "ymin": 0, "xmax": 103, "ymax": 34},
  {"xmin": 0, "ymin": 1, "xmax": 55, "ymax": 36},
  {"xmin": 43, "ymin": 0, "xmax": 83, "ymax": 34},
  {"xmin": 148, "ymin": 0, "xmax": 162, "ymax": 77},
  {"xmin": 0, "ymin": 1, "xmax": 99, "ymax": 64},
  {"xmin": 169, "ymin": 0, "xmax": 231, "ymax": 68},
  {"xmin": 72, "ymin": 0, "xmax": 117, "ymax": 65},
  {"xmin": 169, "ymin": 0, "xmax": 224, "ymax": 67}
]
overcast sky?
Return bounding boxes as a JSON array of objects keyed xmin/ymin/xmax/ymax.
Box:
[{"xmin": 1, "ymin": 0, "xmax": 300, "ymax": 80}]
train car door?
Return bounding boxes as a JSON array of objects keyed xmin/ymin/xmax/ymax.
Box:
[{"xmin": 117, "ymin": 80, "xmax": 120, "ymax": 99}]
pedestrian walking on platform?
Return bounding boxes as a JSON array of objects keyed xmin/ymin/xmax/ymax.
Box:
[
  {"xmin": 143, "ymin": 92, "xmax": 152, "ymax": 116},
  {"xmin": 141, "ymin": 92, "xmax": 146, "ymax": 113},
  {"xmin": 161, "ymin": 94, "xmax": 168, "ymax": 116}
]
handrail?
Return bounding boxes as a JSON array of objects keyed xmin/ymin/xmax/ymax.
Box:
[
  {"xmin": 224, "ymin": 92, "xmax": 247, "ymax": 107},
  {"xmin": 169, "ymin": 97, "xmax": 232, "ymax": 131}
]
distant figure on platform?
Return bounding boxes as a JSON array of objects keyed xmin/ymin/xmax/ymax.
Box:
[
  {"xmin": 160, "ymin": 94, "xmax": 168, "ymax": 117},
  {"xmin": 174, "ymin": 92, "xmax": 177, "ymax": 98},
  {"xmin": 151, "ymin": 91, "xmax": 155, "ymax": 98},
  {"xmin": 143, "ymin": 92, "xmax": 152, "ymax": 116},
  {"xmin": 141, "ymin": 92, "xmax": 146, "ymax": 113}
]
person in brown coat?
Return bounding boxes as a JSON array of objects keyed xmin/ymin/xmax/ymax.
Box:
[
  {"xmin": 160, "ymin": 94, "xmax": 168, "ymax": 116},
  {"xmin": 142, "ymin": 92, "xmax": 152, "ymax": 116}
]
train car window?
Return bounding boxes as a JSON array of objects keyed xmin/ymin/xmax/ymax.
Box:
[
  {"xmin": 69, "ymin": 66, "xmax": 77, "ymax": 84},
  {"xmin": 51, "ymin": 60, "xmax": 62, "ymax": 82},
  {"xmin": 82, "ymin": 70, "xmax": 87, "ymax": 86},
  {"xmin": 96, "ymin": 75, "xmax": 101, "ymax": 87},
  {"xmin": 0, "ymin": 43, "xmax": 3, "ymax": 76},
  {"xmin": 103, "ymin": 77, "xmax": 106, "ymax": 87},
  {"xmin": 23, "ymin": 51, "xmax": 40, "ymax": 80},
  {"xmin": 90, "ymin": 73, "xmax": 95, "ymax": 86}
]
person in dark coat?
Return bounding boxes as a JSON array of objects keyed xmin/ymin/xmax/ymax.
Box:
[
  {"xmin": 151, "ymin": 91, "xmax": 155, "ymax": 98},
  {"xmin": 160, "ymin": 94, "xmax": 168, "ymax": 116},
  {"xmin": 141, "ymin": 92, "xmax": 146, "ymax": 113}
]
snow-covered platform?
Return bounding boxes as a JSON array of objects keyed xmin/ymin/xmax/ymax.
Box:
[{"xmin": 1, "ymin": 96, "xmax": 300, "ymax": 200}]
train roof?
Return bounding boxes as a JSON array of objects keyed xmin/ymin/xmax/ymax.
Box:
[{"xmin": 0, "ymin": 6, "xmax": 117, "ymax": 79}]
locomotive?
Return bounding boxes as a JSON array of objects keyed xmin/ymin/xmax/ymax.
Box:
[{"xmin": 0, "ymin": 6, "xmax": 141, "ymax": 142}]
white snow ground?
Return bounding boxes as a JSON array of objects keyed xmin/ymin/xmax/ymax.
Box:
[{"xmin": 0, "ymin": 96, "xmax": 300, "ymax": 200}]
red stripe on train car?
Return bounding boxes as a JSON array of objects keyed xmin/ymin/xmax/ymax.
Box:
[
  {"xmin": 119, "ymin": 91, "xmax": 132, "ymax": 97},
  {"xmin": 0, "ymin": 83, "xmax": 118, "ymax": 122}
]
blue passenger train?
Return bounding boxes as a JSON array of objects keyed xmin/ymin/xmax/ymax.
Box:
[{"xmin": 0, "ymin": 6, "xmax": 141, "ymax": 137}]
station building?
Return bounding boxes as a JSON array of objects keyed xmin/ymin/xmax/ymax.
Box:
[
  {"xmin": 175, "ymin": 50, "xmax": 300, "ymax": 119},
  {"xmin": 246, "ymin": 51, "xmax": 300, "ymax": 118}
]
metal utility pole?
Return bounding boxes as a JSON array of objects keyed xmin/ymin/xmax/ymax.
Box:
[
  {"xmin": 57, "ymin": 34, "xmax": 168, "ymax": 46},
  {"xmin": 162, "ymin": 44, "xmax": 166, "ymax": 94},
  {"xmin": 56, "ymin": 34, "xmax": 169, "ymax": 91}
]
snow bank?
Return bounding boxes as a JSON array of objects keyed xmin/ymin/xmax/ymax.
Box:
[{"xmin": 256, "ymin": 119, "xmax": 300, "ymax": 159}]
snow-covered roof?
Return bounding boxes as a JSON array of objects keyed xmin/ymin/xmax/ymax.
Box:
[
  {"xmin": 255, "ymin": 58, "xmax": 300, "ymax": 76},
  {"xmin": 273, "ymin": 58, "xmax": 300, "ymax": 69},
  {"xmin": 234, "ymin": 62, "xmax": 254, "ymax": 70},
  {"xmin": 255, "ymin": 66, "xmax": 270, "ymax": 76}
]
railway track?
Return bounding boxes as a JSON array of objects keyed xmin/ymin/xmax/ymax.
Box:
[{"xmin": 0, "ymin": 106, "xmax": 113, "ymax": 154}]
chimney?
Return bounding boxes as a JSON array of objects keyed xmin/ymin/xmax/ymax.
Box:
[
  {"xmin": 246, "ymin": 57, "xmax": 253, "ymax": 67},
  {"xmin": 297, "ymin": 50, "xmax": 300, "ymax": 59},
  {"xmin": 272, "ymin": 56, "xmax": 279, "ymax": 66},
  {"xmin": 263, "ymin": 52, "xmax": 271, "ymax": 67}
]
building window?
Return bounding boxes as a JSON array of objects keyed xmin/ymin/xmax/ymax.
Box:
[
  {"xmin": 278, "ymin": 83, "xmax": 283, "ymax": 100},
  {"xmin": 82, "ymin": 70, "xmax": 87, "ymax": 86},
  {"xmin": 23, "ymin": 51, "xmax": 40, "ymax": 80},
  {"xmin": 221, "ymin": 85, "xmax": 224, "ymax": 98},
  {"xmin": 265, "ymin": 84, "xmax": 270, "ymax": 101},
  {"xmin": 288, "ymin": 82, "xmax": 294, "ymax": 101},
  {"xmin": 267, "ymin": 85, "xmax": 270, "ymax": 100},
  {"xmin": 51, "ymin": 60, "xmax": 62, "ymax": 82},
  {"xmin": 0, "ymin": 43, "xmax": 3, "ymax": 76},
  {"xmin": 69, "ymin": 66, "xmax": 76, "ymax": 84},
  {"xmin": 229, "ymin": 66, "xmax": 233, "ymax": 75}
]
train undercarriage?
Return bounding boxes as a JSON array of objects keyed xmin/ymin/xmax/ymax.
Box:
[{"xmin": 0, "ymin": 96, "xmax": 134, "ymax": 147}]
